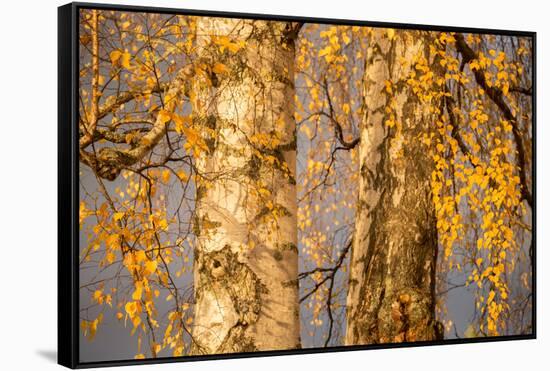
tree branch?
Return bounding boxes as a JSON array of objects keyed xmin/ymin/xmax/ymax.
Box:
[
  {"xmin": 79, "ymin": 82, "xmax": 171, "ymax": 149},
  {"xmin": 299, "ymin": 241, "xmax": 351, "ymax": 300},
  {"xmin": 299, "ymin": 239, "xmax": 352, "ymax": 347},
  {"xmin": 443, "ymin": 92, "xmax": 474, "ymax": 168},
  {"xmin": 322, "ymin": 78, "xmax": 360, "ymax": 149},
  {"xmin": 80, "ymin": 67, "xmax": 192, "ymax": 180},
  {"xmin": 454, "ymin": 34, "xmax": 532, "ymax": 208}
]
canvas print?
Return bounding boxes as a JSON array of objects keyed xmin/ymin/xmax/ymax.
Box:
[{"xmin": 76, "ymin": 7, "xmax": 533, "ymax": 363}]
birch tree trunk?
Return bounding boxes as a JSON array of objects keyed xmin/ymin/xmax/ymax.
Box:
[
  {"xmin": 190, "ymin": 18, "xmax": 301, "ymax": 354},
  {"xmin": 345, "ymin": 30, "xmax": 442, "ymax": 345}
]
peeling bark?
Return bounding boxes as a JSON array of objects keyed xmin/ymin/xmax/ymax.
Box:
[
  {"xmin": 345, "ymin": 30, "xmax": 442, "ymax": 345},
  {"xmin": 190, "ymin": 18, "xmax": 300, "ymax": 354}
]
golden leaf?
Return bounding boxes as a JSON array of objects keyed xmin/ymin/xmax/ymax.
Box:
[
  {"xmin": 125, "ymin": 301, "xmax": 137, "ymax": 316},
  {"xmin": 318, "ymin": 45, "xmax": 332, "ymax": 57},
  {"xmin": 212, "ymin": 62, "xmax": 229, "ymax": 74},
  {"xmin": 132, "ymin": 284, "xmax": 143, "ymax": 301},
  {"xmin": 144, "ymin": 260, "xmax": 158, "ymax": 275},
  {"xmin": 109, "ymin": 50, "xmax": 122, "ymax": 66},
  {"xmin": 157, "ymin": 110, "xmax": 172, "ymax": 124},
  {"xmin": 121, "ymin": 51, "xmax": 132, "ymax": 69},
  {"xmin": 113, "ymin": 212, "xmax": 125, "ymax": 221}
]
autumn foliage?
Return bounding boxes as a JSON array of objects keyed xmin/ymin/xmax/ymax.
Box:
[{"xmin": 78, "ymin": 9, "xmax": 533, "ymax": 360}]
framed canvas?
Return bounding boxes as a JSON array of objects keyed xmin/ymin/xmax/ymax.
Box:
[{"xmin": 58, "ymin": 2, "xmax": 536, "ymax": 368}]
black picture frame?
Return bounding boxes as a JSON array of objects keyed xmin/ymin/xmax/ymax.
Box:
[{"xmin": 58, "ymin": 2, "xmax": 536, "ymax": 368}]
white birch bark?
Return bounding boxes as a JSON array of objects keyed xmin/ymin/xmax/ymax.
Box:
[{"xmin": 190, "ymin": 18, "xmax": 301, "ymax": 354}]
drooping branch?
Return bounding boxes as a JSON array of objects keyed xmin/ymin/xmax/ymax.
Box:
[
  {"xmin": 322, "ymin": 79, "xmax": 360, "ymax": 149},
  {"xmin": 454, "ymin": 34, "xmax": 532, "ymax": 208},
  {"xmin": 443, "ymin": 92, "xmax": 474, "ymax": 168},
  {"xmin": 298, "ymin": 239, "xmax": 351, "ymax": 301},
  {"xmin": 294, "ymin": 75, "xmax": 360, "ymax": 151},
  {"xmin": 299, "ymin": 239, "xmax": 351, "ymax": 346}
]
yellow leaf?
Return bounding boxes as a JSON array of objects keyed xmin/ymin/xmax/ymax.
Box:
[
  {"xmin": 212, "ymin": 62, "xmax": 228, "ymax": 74},
  {"xmin": 172, "ymin": 114, "xmax": 192, "ymax": 134},
  {"xmin": 214, "ymin": 36, "xmax": 244, "ymax": 53},
  {"xmin": 384, "ymin": 80, "xmax": 392, "ymax": 93},
  {"xmin": 134, "ymin": 250, "xmax": 146, "ymax": 263},
  {"xmin": 166, "ymin": 294, "xmax": 174, "ymax": 301},
  {"xmin": 121, "ymin": 51, "xmax": 132, "ymax": 69},
  {"xmin": 145, "ymin": 260, "xmax": 158, "ymax": 275},
  {"xmin": 93, "ymin": 290, "xmax": 103, "ymax": 302},
  {"xmin": 342, "ymin": 103, "xmax": 350, "ymax": 114},
  {"xmin": 81, "ymin": 320, "xmax": 88, "ymax": 333},
  {"xmin": 387, "ymin": 28, "xmax": 396, "ymax": 40},
  {"xmin": 153, "ymin": 343, "xmax": 162, "ymax": 354},
  {"xmin": 258, "ymin": 188, "xmax": 271, "ymax": 197},
  {"xmin": 161, "ymin": 169, "xmax": 171, "ymax": 183},
  {"xmin": 168, "ymin": 311, "xmax": 178, "ymax": 321},
  {"xmin": 106, "ymin": 234, "xmax": 120, "ymax": 249},
  {"xmin": 116, "ymin": 312, "xmax": 124, "ymax": 320},
  {"xmin": 106, "ymin": 252, "xmax": 116, "ymax": 264},
  {"xmin": 177, "ymin": 170, "xmax": 189, "ymax": 182},
  {"xmin": 157, "ymin": 219, "xmax": 168, "ymax": 230},
  {"xmin": 132, "ymin": 285, "xmax": 143, "ymax": 301},
  {"xmin": 134, "ymin": 354, "xmax": 145, "ymax": 359},
  {"xmin": 497, "ymin": 71, "xmax": 508, "ymax": 81},
  {"xmin": 125, "ymin": 301, "xmax": 138, "ymax": 316},
  {"xmin": 487, "ymin": 290, "xmax": 496, "ymax": 304},
  {"xmin": 113, "ymin": 212, "xmax": 125, "ymax": 221},
  {"xmin": 226, "ymin": 41, "xmax": 244, "ymax": 53},
  {"xmin": 342, "ymin": 33, "xmax": 351, "ymax": 45},
  {"xmin": 318, "ymin": 45, "xmax": 332, "ymax": 57},
  {"xmin": 182, "ymin": 126, "xmax": 208, "ymax": 155},
  {"xmin": 125, "ymin": 133, "xmax": 134, "ymax": 144},
  {"xmin": 89, "ymin": 319, "xmax": 98, "ymax": 340},
  {"xmin": 109, "ymin": 50, "xmax": 122, "ymax": 66},
  {"xmin": 158, "ymin": 110, "xmax": 172, "ymax": 124}
]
